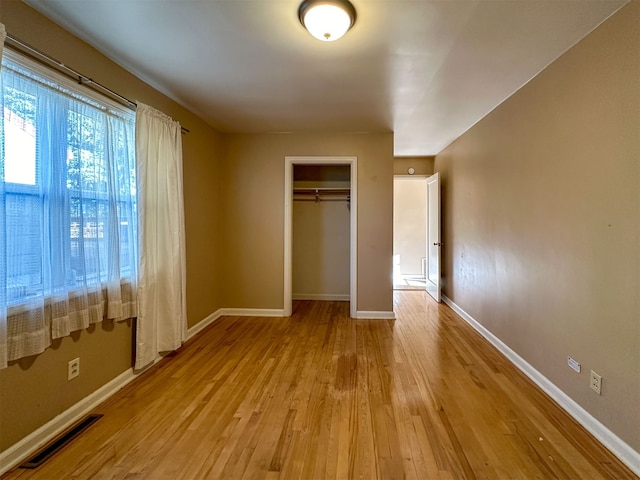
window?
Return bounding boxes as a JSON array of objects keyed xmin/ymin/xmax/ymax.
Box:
[{"xmin": 1, "ymin": 51, "xmax": 137, "ymax": 367}]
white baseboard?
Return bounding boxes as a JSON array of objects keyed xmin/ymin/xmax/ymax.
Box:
[
  {"xmin": 0, "ymin": 367, "xmax": 140, "ymax": 476},
  {"xmin": 442, "ymin": 295, "xmax": 640, "ymax": 477},
  {"xmin": 186, "ymin": 307, "xmax": 285, "ymax": 341},
  {"xmin": 355, "ymin": 310, "xmax": 396, "ymax": 320},
  {"xmin": 292, "ymin": 294, "xmax": 350, "ymax": 301},
  {"xmin": 221, "ymin": 308, "xmax": 285, "ymax": 317},
  {"xmin": 186, "ymin": 308, "xmax": 223, "ymax": 341}
]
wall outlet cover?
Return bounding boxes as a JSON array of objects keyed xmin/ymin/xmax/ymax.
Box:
[
  {"xmin": 590, "ymin": 370, "xmax": 602, "ymax": 395},
  {"xmin": 68, "ymin": 358, "xmax": 80, "ymax": 380}
]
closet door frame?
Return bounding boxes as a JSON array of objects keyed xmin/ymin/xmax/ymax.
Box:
[{"xmin": 284, "ymin": 156, "xmax": 357, "ymax": 318}]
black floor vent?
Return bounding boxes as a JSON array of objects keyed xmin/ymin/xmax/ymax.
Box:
[{"xmin": 20, "ymin": 414, "xmax": 103, "ymax": 469}]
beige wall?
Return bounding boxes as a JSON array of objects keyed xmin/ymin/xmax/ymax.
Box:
[
  {"xmin": 393, "ymin": 177, "xmax": 426, "ymax": 276},
  {"xmin": 221, "ymin": 133, "xmax": 394, "ymax": 313},
  {"xmin": 435, "ymin": 1, "xmax": 639, "ymax": 451},
  {"xmin": 394, "ymin": 156, "xmax": 435, "ymax": 176},
  {"xmin": 0, "ymin": 0, "xmax": 224, "ymax": 450}
]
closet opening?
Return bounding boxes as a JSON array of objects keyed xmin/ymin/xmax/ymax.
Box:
[{"xmin": 284, "ymin": 157, "xmax": 357, "ymax": 318}]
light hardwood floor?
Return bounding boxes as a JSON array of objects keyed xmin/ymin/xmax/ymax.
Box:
[{"xmin": 3, "ymin": 292, "xmax": 637, "ymax": 479}]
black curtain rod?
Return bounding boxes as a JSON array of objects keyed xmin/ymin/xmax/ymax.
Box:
[{"xmin": 4, "ymin": 33, "xmax": 190, "ymax": 134}]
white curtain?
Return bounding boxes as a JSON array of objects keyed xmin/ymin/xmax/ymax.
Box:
[
  {"xmin": 0, "ymin": 23, "xmax": 7, "ymax": 367},
  {"xmin": 0, "ymin": 24, "xmax": 4, "ymax": 62},
  {"xmin": 135, "ymin": 102, "xmax": 186, "ymax": 370},
  {"xmin": 1, "ymin": 46, "xmax": 137, "ymax": 369}
]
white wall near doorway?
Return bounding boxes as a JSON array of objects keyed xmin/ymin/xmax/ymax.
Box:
[{"xmin": 393, "ymin": 177, "xmax": 426, "ymax": 279}]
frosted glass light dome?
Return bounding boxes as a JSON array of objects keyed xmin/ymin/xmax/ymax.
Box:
[{"xmin": 298, "ymin": 0, "xmax": 356, "ymax": 42}]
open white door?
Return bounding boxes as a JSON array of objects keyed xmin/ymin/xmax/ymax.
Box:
[{"xmin": 426, "ymin": 173, "xmax": 441, "ymax": 302}]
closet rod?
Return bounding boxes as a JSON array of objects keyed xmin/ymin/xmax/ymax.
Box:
[
  {"xmin": 4, "ymin": 33, "xmax": 190, "ymax": 134},
  {"xmin": 293, "ymin": 188, "xmax": 350, "ymax": 203},
  {"xmin": 293, "ymin": 188, "xmax": 350, "ymax": 194},
  {"xmin": 293, "ymin": 198, "xmax": 349, "ymax": 202}
]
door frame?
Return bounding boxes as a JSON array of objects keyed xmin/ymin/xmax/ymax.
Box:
[{"xmin": 284, "ymin": 156, "xmax": 357, "ymax": 318}]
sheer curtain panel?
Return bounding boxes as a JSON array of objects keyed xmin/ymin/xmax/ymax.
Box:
[
  {"xmin": 0, "ymin": 23, "xmax": 7, "ymax": 367},
  {"xmin": 0, "ymin": 51, "xmax": 138, "ymax": 368},
  {"xmin": 135, "ymin": 103, "xmax": 186, "ymax": 370}
]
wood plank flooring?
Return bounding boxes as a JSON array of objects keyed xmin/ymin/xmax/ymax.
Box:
[{"xmin": 3, "ymin": 292, "xmax": 637, "ymax": 479}]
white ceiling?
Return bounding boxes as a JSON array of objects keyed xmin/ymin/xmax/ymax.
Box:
[{"xmin": 25, "ymin": 0, "xmax": 627, "ymax": 156}]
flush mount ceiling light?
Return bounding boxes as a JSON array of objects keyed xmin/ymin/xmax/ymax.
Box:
[{"xmin": 298, "ymin": 0, "xmax": 357, "ymax": 42}]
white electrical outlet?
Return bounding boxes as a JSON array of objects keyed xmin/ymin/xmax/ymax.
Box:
[
  {"xmin": 590, "ymin": 370, "xmax": 602, "ymax": 395},
  {"xmin": 68, "ymin": 358, "xmax": 80, "ymax": 380},
  {"xmin": 567, "ymin": 356, "xmax": 581, "ymax": 373}
]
